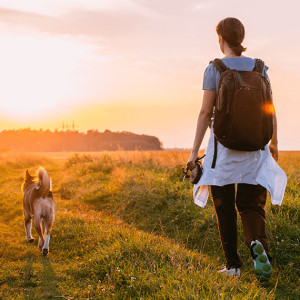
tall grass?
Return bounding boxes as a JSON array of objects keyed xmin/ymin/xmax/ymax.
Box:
[{"xmin": 0, "ymin": 151, "xmax": 298, "ymax": 299}]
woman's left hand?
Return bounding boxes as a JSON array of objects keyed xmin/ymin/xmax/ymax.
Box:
[{"xmin": 269, "ymin": 142, "xmax": 278, "ymax": 161}]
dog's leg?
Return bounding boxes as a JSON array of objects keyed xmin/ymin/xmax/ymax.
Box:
[
  {"xmin": 38, "ymin": 219, "xmax": 45, "ymax": 249},
  {"xmin": 41, "ymin": 219, "xmax": 45, "ymax": 236},
  {"xmin": 43, "ymin": 233, "xmax": 50, "ymax": 256},
  {"xmin": 24, "ymin": 214, "xmax": 34, "ymax": 243},
  {"xmin": 42, "ymin": 215, "xmax": 54, "ymax": 256},
  {"xmin": 33, "ymin": 216, "xmax": 44, "ymax": 250}
]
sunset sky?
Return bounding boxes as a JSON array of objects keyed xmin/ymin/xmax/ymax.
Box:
[{"xmin": 0, "ymin": 0, "xmax": 299, "ymax": 149}]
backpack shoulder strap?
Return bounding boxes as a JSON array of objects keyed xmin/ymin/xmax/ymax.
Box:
[
  {"xmin": 253, "ymin": 58, "xmax": 265, "ymax": 73},
  {"xmin": 210, "ymin": 58, "xmax": 228, "ymax": 75},
  {"xmin": 211, "ymin": 135, "xmax": 218, "ymax": 169}
]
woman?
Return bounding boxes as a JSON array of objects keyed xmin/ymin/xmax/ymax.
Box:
[{"xmin": 187, "ymin": 17, "xmax": 286, "ymax": 281}]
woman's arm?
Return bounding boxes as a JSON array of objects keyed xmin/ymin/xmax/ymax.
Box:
[
  {"xmin": 269, "ymin": 110, "xmax": 278, "ymax": 161},
  {"xmin": 187, "ymin": 90, "xmax": 216, "ymax": 169},
  {"xmin": 268, "ymin": 88, "xmax": 278, "ymax": 161}
]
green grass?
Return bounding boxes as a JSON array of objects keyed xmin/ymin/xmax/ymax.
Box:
[{"xmin": 0, "ymin": 151, "xmax": 299, "ymax": 299}]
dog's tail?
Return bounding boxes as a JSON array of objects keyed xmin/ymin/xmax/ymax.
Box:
[{"xmin": 37, "ymin": 167, "xmax": 51, "ymax": 198}]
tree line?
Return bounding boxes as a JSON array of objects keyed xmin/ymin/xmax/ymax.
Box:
[{"xmin": 0, "ymin": 129, "xmax": 163, "ymax": 151}]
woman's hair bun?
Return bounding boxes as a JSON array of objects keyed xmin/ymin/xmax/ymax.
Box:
[{"xmin": 216, "ymin": 17, "xmax": 247, "ymax": 56}]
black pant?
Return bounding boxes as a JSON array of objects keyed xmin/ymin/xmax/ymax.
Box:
[{"xmin": 211, "ymin": 183, "xmax": 272, "ymax": 269}]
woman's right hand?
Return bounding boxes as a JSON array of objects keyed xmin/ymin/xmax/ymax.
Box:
[{"xmin": 187, "ymin": 152, "xmax": 198, "ymax": 170}]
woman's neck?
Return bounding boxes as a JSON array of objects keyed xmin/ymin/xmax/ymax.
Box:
[
  {"xmin": 223, "ymin": 50, "xmax": 241, "ymax": 58},
  {"xmin": 222, "ymin": 42, "xmax": 242, "ymax": 58},
  {"xmin": 224, "ymin": 53, "xmax": 244, "ymax": 58}
]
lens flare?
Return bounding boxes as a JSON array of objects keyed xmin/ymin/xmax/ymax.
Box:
[{"xmin": 264, "ymin": 103, "xmax": 275, "ymax": 114}]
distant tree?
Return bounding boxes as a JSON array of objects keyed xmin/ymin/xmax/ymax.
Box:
[{"xmin": 0, "ymin": 129, "xmax": 163, "ymax": 152}]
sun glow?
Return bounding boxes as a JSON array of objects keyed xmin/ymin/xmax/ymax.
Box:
[
  {"xmin": 264, "ymin": 103, "xmax": 275, "ymax": 114},
  {"xmin": 0, "ymin": 31, "xmax": 99, "ymax": 121},
  {"xmin": 0, "ymin": 0, "xmax": 298, "ymax": 149}
]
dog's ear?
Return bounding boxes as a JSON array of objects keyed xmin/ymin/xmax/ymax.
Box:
[{"xmin": 25, "ymin": 170, "xmax": 32, "ymax": 180}]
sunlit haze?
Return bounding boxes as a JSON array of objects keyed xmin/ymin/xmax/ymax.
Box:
[{"xmin": 0, "ymin": 0, "xmax": 299, "ymax": 149}]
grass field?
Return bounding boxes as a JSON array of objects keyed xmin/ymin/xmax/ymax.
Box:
[{"xmin": 0, "ymin": 150, "xmax": 299, "ymax": 299}]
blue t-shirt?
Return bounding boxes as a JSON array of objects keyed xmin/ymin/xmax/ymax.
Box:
[{"xmin": 202, "ymin": 57, "xmax": 269, "ymax": 91}]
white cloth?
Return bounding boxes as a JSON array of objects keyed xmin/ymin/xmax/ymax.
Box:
[{"xmin": 193, "ymin": 128, "xmax": 287, "ymax": 208}]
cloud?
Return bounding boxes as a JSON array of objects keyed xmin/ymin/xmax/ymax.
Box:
[
  {"xmin": 128, "ymin": 0, "xmax": 202, "ymax": 15},
  {"xmin": 0, "ymin": 4, "xmax": 212, "ymax": 63},
  {"xmin": 194, "ymin": 0, "xmax": 217, "ymax": 11},
  {"xmin": 0, "ymin": 7, "xmax": 56, "ymax": 30},
  {"xmin": 0, "ymin": 3, "xmax": 159, "ymax": 37}
]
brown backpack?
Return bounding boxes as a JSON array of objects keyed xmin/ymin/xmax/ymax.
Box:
[{"xmin": 210, "ymin": 58, "xmax": 274, "ymax": 168}]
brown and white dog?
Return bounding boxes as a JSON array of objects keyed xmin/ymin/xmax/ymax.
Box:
[{"xmin": 22, "ymin": 167, "xmax": 55, "ymax": 256}]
